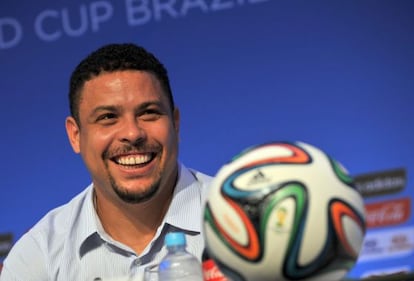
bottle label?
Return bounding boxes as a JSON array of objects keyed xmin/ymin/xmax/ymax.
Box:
[{"xmin": 202, "ymin": 259, "xmax": 228, "ymax": 281}]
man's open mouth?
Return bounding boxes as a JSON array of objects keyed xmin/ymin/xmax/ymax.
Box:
[{"xmin": 112, "ymin": 153, "xmax": 155, "ymax": 166}]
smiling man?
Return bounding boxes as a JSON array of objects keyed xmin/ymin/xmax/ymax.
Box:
[{"xmin": 0, "ymin": 43, "xmax": 212, "ymax": 281}]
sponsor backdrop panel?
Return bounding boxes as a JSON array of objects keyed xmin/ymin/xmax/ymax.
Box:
[
  {"xmin": 348, "ymin": 169, "xmax": 414, "ymax": 279},
  {"xmin": 1, "ymin": 0, "xmax": 413, "ymax": 279}
]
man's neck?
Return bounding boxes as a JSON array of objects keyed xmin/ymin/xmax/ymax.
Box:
[{"xmin": 93, "ymin": 182, "xmax": 175, "ymax": 255}]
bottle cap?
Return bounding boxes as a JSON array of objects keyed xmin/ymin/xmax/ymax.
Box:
[{"xmin": 165, "ymin": 232, "xmax": 186, "ymax": 247}]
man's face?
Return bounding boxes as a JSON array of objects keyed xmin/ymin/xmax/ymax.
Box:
[{"xmin": 66, "ymin": 70, "xmax": 180, "ymax": 203}]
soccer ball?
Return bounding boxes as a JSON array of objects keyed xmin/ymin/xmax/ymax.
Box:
[{"xmin": 203, "ymin": 141, "xmax": 366, "ymax": 281}]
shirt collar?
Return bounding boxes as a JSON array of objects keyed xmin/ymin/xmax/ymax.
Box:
[
  {"xmin": 163, "ymin": 163, "xmax": 203, "ymax": 232},
  {"xmin": 77, "ymin": 185, "xmax": 102, "ymax": 258}
]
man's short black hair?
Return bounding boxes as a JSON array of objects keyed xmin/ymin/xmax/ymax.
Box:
[{"xmin": 69, "ymin": 43, "xmax": 174, "ymax": 125}]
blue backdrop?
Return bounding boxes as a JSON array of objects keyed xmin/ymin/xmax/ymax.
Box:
[{"xmin": 1, "ymin": 0, "xmax": 413, "ymax": 279}]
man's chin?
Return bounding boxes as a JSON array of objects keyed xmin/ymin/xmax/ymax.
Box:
[{"xmin": 114, "ymin": 185, "xmax": 159, "ymax": 204}]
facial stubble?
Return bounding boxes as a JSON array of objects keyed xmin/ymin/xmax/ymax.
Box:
[{"xmin": 109, "ymin": 171, "xmax": 161, "ymax": 203}]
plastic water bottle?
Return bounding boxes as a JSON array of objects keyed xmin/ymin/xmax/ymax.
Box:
[{"xmin": 158, "ymin": 232, "xmax": 203, "ymax": 281}]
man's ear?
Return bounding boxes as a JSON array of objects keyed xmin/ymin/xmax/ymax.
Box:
[
  {"xmin": 65, "ymin": 116, "xmax": 81, "ymax": 154},
  {"xmin": 173, "ymin": 107, "xmax": 180, "ymax": 134}
]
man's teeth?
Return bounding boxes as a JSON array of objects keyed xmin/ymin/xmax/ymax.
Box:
[{"xmin": 116, "ymin": 155, "xmax": 151, "ymax": 165}]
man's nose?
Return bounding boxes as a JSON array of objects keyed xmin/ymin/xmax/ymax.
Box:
[{"xmin": 119, "ymin": 118, "xmax": 146, "ymax": 143}]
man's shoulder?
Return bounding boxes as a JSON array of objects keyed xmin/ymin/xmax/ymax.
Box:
[
  {"xmin": 2, "ymin": 186, "xmax": 93, "ymax": 279},
  {"xmin": 182, "ymin": 165, "xmax": 214, "ymax": 202},
  {"xmin": 188, "ymin": 168, "xmax": 214, "ymax": 183},
  {"xmin": 25, "ymin": 185, "xmax": 92, "ymax": 241}
]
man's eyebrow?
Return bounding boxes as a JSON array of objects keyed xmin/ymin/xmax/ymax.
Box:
[
  {"xmin": 139, "ymin": 101, "xmax": 164, "ymax": 108},
  {"xmin": 89, "ymin": 101, "xmax": 164, "ymax": 115},
  {"xmin": 136, "ymin": 101, "xmax": 170, "ymax": 113},
  {"xmin": 90, "ymin": 105, "xmax": 119, "ymax": 116}
]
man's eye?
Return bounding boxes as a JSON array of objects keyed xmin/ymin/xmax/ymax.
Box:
[
  {"xmin": 141, "ymin": 109, "xmax": 162, "ymax": 120},
  {"xmin": 97, "ymin": 113, "xmax": 117, "ymax": 121},
  {"xmin": 144, "ymin": 109, "xmax": 160, "ymax": 115}
]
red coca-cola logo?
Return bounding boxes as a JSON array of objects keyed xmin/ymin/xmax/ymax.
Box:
[
  {"xmin": 365, "ymin": 198, "xmax": 410, "ymax": 228},
  {"xmin": 203, "ymin": 259, "xmax": 228, "ymax": 281}
]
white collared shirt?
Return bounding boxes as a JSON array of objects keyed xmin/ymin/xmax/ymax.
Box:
[{"xmin": 0, "ymin": 163, "xmax": 212, "ymax": 281}]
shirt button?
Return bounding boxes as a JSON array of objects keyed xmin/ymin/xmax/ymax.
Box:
[{"xmin": 134, "ymin": 258, "xmax": 142, "ymax": 266}]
